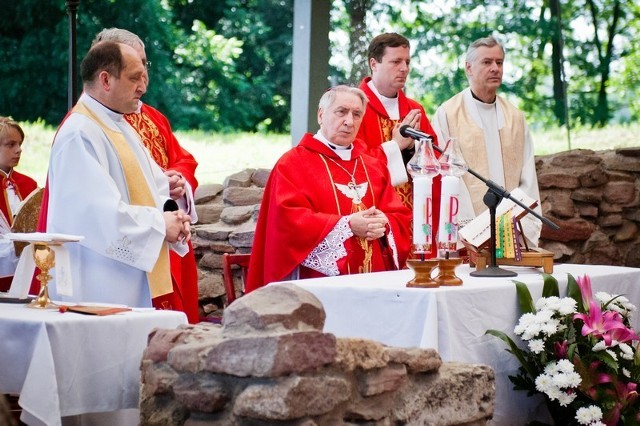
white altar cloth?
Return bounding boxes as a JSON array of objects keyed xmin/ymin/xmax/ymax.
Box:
[
  {"xmin": 0, "ymin": 303, "xmax": 187, "ymax": 426},
  {"xmin": 289, "ymin": 263, "xmax": 640, "ymax": 425}
]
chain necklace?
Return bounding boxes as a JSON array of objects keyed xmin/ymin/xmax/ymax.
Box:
[{"xmin": 324, "ymin": 156, "xmax": 359, "ymax": 188}]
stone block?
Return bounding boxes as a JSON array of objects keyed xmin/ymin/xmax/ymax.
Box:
[
  {"xmin": 194, "ymin": 223, "xmax": 235, "ymax": 241},
  {"xmin": 223, "ymin": 186, "xmax": 264, "ymax": 206},
  {"xmin": 578, "ymin": 165, "xmax": 608, "ymax": 188},
  {"xmin": 234, "ymin": 376, "xmax": 350, "ymax": 420},
  {"xmin": 194, "ymin": 203, "xmax": 223, "ymax": 225},
  {"xmin": 384, "ymin": 347, "xmax": 442, "ymax": 373},
  {"xmin": 195, "ymin": 183, "xmax": 224, "ymax": 204},
  {"xmin": 252, "ymin": 168, "xmax": 271, "ymax": 187},
  {"xmin": 603, "ymin": 181, "xmax": 636, "ymax": 204},
  {"xmin": 223, "ymin": 169, "xmax": 255, "ymax": 188},
  {"xmin": 540, "ymin": 218, "xmax": 596, "ymax": 242},
  {"xmin": 222, "ymin": 282, "xmax": 326, "ymax": 336},
  {"xmin": 203, "ymin": 332, "xmax": 337, "ymax": 377},
  {"xmin": 537, "ymin": 172, "xmax": 580, "ymax": 189},
  {"xmin": 356, "ymin": 364, "xmax": 407, "ymax": 396},
  {"xmin": 335, "ymin": 338, "xmax": 389, "ymax": 372},
  {"xmin": 220, "ymin": 205, "xmax": 254, "ymax": 225},
  {"xmin": 571, "ymin": 187, "xmax": 603, "ymax": 203}
]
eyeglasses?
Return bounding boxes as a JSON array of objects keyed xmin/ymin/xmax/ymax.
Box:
[{"xmin": 144, "ymin": 61, "xmax": 152, "ymax": 70}]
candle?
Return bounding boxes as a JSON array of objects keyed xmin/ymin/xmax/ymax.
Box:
[
  {"xmin": 412, "ymin": 176, "xmax": 433, "ymax": 254},
  {"xmin": 438, "ymin": 175, "xmax": 460, "ymax": 255}
]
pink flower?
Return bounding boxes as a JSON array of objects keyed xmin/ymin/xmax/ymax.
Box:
[
  {"xmin": 554, "ymin": 340, "xmax": 568, "ymax": 359},
  {"xmin": 574, "ymin": 275, "xmax": 639, "ymax": 346},
  {"xmin": 574, "ymin": 300, "xmax": 639, "ymax": 345}
]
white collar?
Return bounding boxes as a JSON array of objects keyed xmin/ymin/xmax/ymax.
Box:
[{"xmin": 314, "ymin": 130, "xmax": 353, "ymax": 161}]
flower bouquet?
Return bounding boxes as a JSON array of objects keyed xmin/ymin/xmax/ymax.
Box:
[{"xmin": 487, "ymin": 274, "xmax": 640, "ymax": 425}]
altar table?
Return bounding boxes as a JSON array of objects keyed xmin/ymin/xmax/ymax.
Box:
[
  {"xmin": 289, "ymin": 263, "xmax": 640, "ymax": 425},
  {"xmin": 0, "ymin": 303, "xmax": 187, "ymax": 426}
]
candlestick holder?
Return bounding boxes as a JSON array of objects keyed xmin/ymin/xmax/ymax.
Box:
[
  {"xmin": 28, "ymin": 242, "xmax": 59, "ymax": 309},
  {"xmin": 434, "ymin": 257, "xmax": 463, "ymax": 286},
  {"xmin": 406, "ymin": 258, "xmax": 440, "ymax": 288}
]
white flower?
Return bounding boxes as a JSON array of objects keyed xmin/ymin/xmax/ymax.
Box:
[
  {"xmin": 546, "ymin": 386, "xmax": 562, "ymax": 401},
  {"xmin": 623, "ymin": 367, "xmax": 631, "ymax": 378},
  {"xmin": 552, "ymin": 372, "xmax": 572, "ymax": 388},
  {"xmin": 528, "ymin": 339, "xmax": 545, "ymax": 354},
  {"xmin": 557, "ymin": 390, "xmax": 576, "ymax": 406},
  {"xmin": 593, "ymin": 340, "xmax": 607, "ymax": 351},
  {"xmin": 535, "ymin": 373, "xmax": 553, "ymax": 393},
  {"xmin": 576, "ymin": 405, "xmax": 602, "ymax": 424},
  {"xmin": 606, "ymin": 349, "xmax": 618, "ymax": 361},
  {"xmin": 558, "ymin": 297, "xmax": 577, "ymax": 315},
  {"xmin": 619, "ymin": 343, "xmax": 634, "ymax": 360},
  {"xmin": 566, "ymin": 372, "xmax": 581, "ymax": 387},
  {"xmin": 556, "ymin": 359, "xmax": 574, "ymax": 374},
  {"xmin": 540, "ymin": 319, "xmax": 560, "ymax": 336}
]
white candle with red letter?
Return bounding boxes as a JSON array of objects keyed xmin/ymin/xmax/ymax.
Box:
[
  {"xmin": 438, "ymin": 175, "xmax": 460, "ymax": 254},
  {"xmin": 412, "ymin": 176, "xmax": 433, "ymax": 254}
]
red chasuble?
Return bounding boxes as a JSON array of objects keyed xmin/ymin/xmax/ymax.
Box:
[
  {"xmin": 357, "ymin": 77, "xmax": 442, "ymax": 258},
  {"xmin": 246, "ymin": 134, "xmax": 412, "ymax": 292},
  {"xmin": 125, "ymin": 103, "xmax": 200, "ymax": 323},
  {"xmin": 0, "ymin": 170, "xmax": 38, "ymax": 291}
]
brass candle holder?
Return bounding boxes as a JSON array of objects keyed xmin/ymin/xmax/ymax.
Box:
[
  {"xmin": 434, "ymin": 257, "xmax": 463, "ymax": 286},
  {"xmin": 28, "ymin": 242, "xmax": 59, "ymax": 309},
  {"xmin": 406, "ymin": 258, "xmax": 440, "ymax": 288}
]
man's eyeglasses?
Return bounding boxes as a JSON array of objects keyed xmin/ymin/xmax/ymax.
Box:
[{"xmin": 144, "ymin": 61, "xmax": 152, "ymax": 70}]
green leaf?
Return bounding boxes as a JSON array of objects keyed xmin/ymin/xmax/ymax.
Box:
[
  {"xmin": 515, "ymin": 281, "xmax": 536, "ymax": 314},
  {"xmin": 541, "ymin": 273, "xmax": 559, "ymax": 298},
  {"xmin": 567, "ymin": 274, "xmax": 583, "ymax": 311},
  {"xmin": 485, "ymin": 329, "xmax": 537, "ymax": 378}
]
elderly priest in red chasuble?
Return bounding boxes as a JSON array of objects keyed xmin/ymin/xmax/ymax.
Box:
[{"xmin": 246, "ymin": 85, "xmax": 412, "ymax": 292}]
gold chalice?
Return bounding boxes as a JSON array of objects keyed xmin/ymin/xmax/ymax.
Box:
[{"xmin": 28, "ymin": 242, "xmax": 59, "ymax": 309}]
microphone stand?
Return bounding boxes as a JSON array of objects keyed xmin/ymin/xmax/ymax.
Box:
[{"xmin": 400, "ymin": 126, "xmax": 559, "ymax": 277}]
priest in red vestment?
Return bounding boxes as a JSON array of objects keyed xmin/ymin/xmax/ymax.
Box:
[
  {"xmin": 246, "ymin": 86, "xmax": 412, "ymax": 292},
  {"xmin": 125, "ymin": 102, "xmax": 200, "ymax": 324},
  {"xmin": 0, "ymin": 117, "xmax": 38, "ymax": 291},
  {"xmin": 357, "ymin": 32, "xmax": 441, "ymax": 258}
]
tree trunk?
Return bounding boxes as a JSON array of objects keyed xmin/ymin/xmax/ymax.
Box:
[
  {"xmin": 346, "ymin": 0, "xmax": 369, "ymax": 85},
  {"xmin": 549, "ymin": 0, "xmax": 566, "ymax": 126}
]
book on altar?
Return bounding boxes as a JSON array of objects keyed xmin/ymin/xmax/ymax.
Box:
[{"xmin": 458, "ymin": 188, "xmax": 538, "ymax": 250}]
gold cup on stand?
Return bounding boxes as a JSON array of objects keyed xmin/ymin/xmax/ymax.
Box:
[{"xmin": 28, "ymin": 242, "xmax": 59, "ymax": 309}]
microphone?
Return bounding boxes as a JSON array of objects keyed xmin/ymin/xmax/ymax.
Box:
[
  {"xmin": 399, "ymin": 125, "xmax": 432, "ymax": 141},
  {"xmin": 399, "ymin": 125, "xmax": 442, "ymax": 154}
]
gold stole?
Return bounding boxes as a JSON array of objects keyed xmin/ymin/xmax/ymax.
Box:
[
  {"xmin": 442, "ymin": 91, "xmax": 525, "ymax": 214},
  {"xmin": 73, "ymin": 102, "xmax": 173, "ymax": 298}
]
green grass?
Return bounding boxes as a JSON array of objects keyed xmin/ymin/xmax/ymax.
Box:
[{"xmin": 16, "ymin": 121, "xmax": 640, "ymax": 187}]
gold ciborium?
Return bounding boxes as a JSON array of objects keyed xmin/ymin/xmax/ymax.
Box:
[{"xmin": 28, "ymin": 242, "xmax": 59, "ymax": 309}]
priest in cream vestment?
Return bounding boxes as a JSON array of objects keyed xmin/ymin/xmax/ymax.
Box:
[
  {"xmin": 44, "ymin": 41, "xmax": 191, "ymax": 307},
  {"xmin": 432, "ymin": 36, "xmax": 541, "ymax": 246}
]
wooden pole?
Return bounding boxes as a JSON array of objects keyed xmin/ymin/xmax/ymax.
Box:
[{"xmin": 66, "ymin": 0, "xmax": 80, "ymax": 109}]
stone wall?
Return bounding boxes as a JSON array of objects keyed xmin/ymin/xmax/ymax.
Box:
[
  {"xmin": 192, "ymin": 148, "xmax": 640, "ymax": 312},
  {"xmin": 140, "ymin": 283, "xmax": 495, "ymax": 425}
]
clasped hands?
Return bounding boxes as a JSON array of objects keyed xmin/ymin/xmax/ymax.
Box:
[
  {"xmin": 164, "ymin": 210, "xmax": 191, "ymax": 244},
  {"xmin": 393, "ymin": 108, "xmax": 421, "ymax": 151},
  {"xmin": 166, "ymin": 169, "xmax": 186, "ymax": 199},
  {"xmin": 349, "ymin": 206, "xmax": 389, "ymax": 241}
]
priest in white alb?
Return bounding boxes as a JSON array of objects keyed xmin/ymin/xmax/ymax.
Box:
[
  {"xmin": 40, "ymin": 41, "xmax": 191, "ymax": 307},
  {"xmin": 432, "ymin": 35, "xmax": 542, "ymax": 246}
]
